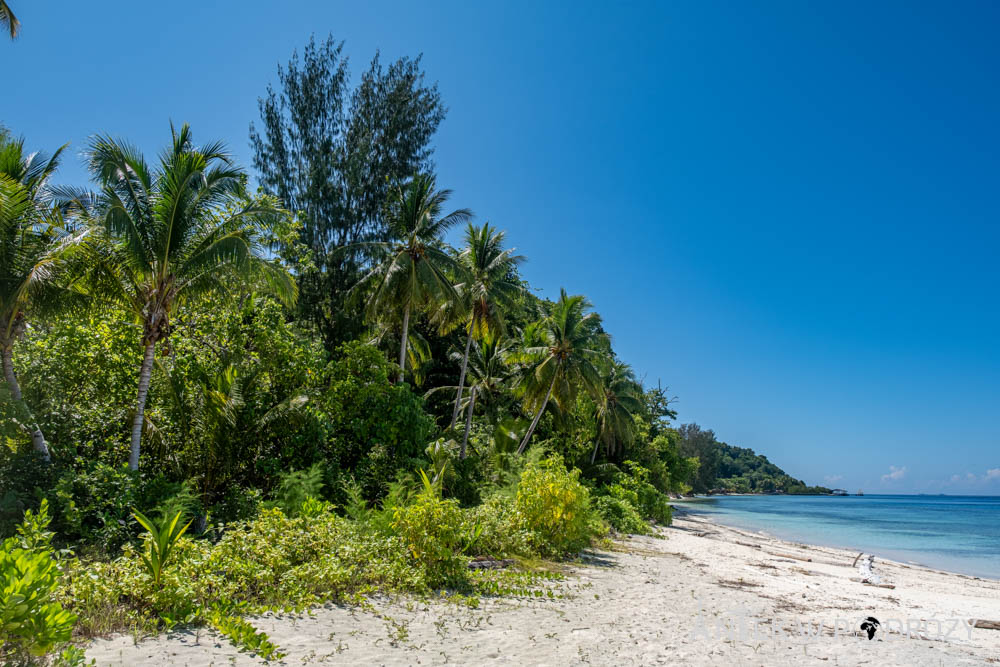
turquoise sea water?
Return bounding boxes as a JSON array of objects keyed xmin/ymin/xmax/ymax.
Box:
[{"xmin": 675, "ymin": 495, "xmax": 1000, "ymax": 580}]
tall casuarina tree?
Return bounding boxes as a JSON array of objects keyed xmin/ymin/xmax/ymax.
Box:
[
  {"xmin": 352, "ymin": 174, "xmax": 471, "ymax": 383},
  {"xmin": 250, "ymin": 35, "xmax": 446, "ymax": 349},
  {"xmin": 67, "ymin": 124, "xmax": 296, "ymax": 470}
]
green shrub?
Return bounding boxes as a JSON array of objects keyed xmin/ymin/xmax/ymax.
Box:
[
  {"xmin": 266, "ymin": 464, "xmax": 324, "ymax": 517},
  {"xmin": 618, "ymin": 461, "xmax": 672, "ymax": 525},
  {"xmin": 391, "ymin": 472, "xmax": 468, "ymax": 587},
  {"xmin": 0, "ymin": 500, "xmax": 76, "ymax": 662},
  {"xmin": 593, "ymin": 495, "xmax": 647, "ymax": 534},
  {"xmin": 147, "ymin": 479, "xmax": 202, "ymax": 524},
  {"xmin": 606, "ymin": 482, "xmax": 641, "ymax": 511},
  {"xmin": 315, "ymin": 342, "xmax": 436, "ymax": 501},
  {"xmin": 0, "ymin": 447, "xmax": 55, "ymax": 539},
  {"xmin": 52, "ymin": 461, "xmax": 140, "ymax": 552},
  {"xmin": 210, "ymin": 486, "xmax": 263, "ymax": 525},
  {"xmin": 61, "ymin": 508, "xmax": 428, "ymax": 639},
  {"xmin": 515, "ymin": 456, "xmax": 597, "ymax": 556},
  {"xmin": 462, "ymin": 495, "xmax": 533, "ymax": 558}
]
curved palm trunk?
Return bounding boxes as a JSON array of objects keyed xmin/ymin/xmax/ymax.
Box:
[
  {"xmin": 449, "ymin": 330, "xmax": 474, "ymax": 429},
  {"xmin": 517, "ymin": 369, "xmax": 558, "ymax": 455},
  {"xmin": 129, "ymin": 341, "xmax": 157, "ymax": 471},
  {"xmin": 2, "ymin": 346, "xmax": 49, "ymax": 461},
  {"xmin": 461, "ymin": 386, "xmax": 476, "ymax": 459},
  {"xmin": 398, "ymin": 304, "xmax": 411, "ymax": 384},
  {"xmin": 590, "ymin": 439, "xmax": 602, "ymax": 465}
]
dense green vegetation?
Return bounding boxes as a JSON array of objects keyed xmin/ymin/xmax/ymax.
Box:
[
  {"xmin": 676, "ymin": 424, "xmax": 831, "ymax": 495},
  {"xmin": 0, "ymin": 35, "xmax": 825, "ymax": 664}
]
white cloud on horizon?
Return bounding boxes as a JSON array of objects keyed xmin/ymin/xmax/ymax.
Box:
[
  {"xmin": 942, "ymin": 468, "xmax": 1000, "ymax": 486},
  {"xmin": 881, "ymin": 465, "xmax": 906, "ymax": 483}
]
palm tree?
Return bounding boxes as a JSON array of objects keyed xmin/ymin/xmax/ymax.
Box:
[
  {"xmin": 515, "ymin": 290, "xmax": 607, "ymax": 454},
  {"xmin": 447, "ymin": 223, "xmax": 524, "ymax": 430},
  {"xmin": 353, "ymin": 174, "xmax": 472, "ymax": 383},
  {"xmin": 428, "ymin": 334, "xmax": 515, "ymax": 457},
  {"xmin": 591, "ymin": 359, "xmax": 643, "ymax": 463},
  {"xmin": 0, "ymin": 136, "xmax": 78, "ymax": 460},
  {"xmin": 0, "ymin": 1, "xmax": 19, "ymax": 39},
  {"xmin": 65, "ymin": 123, "xmax": 296, "ymax": 470}
]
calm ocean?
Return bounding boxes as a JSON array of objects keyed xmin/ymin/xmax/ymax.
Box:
[{"xmin": 675, "ymin": 494, "xmax": 1000, "ymax": 580}]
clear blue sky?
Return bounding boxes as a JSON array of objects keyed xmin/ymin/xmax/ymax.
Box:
[{"xmin": 5, "ymin": 1, "xmax": 999, "ymax": 493}]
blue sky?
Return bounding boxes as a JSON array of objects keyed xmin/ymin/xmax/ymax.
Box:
[{"xmin": 5, "ymin": 1, "xmax": 999, "ymax": 493}]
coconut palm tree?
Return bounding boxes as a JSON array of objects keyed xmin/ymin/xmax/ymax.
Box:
[
  {"xmin": 0, "ymin": 136, "xmax": 79, "ymax": 460},
  {"xmin": 352, "ymin": 174, "xmax": 472, "ymax": 383},
  {"xmin": 515, "ymin": 290, "xmax": 607, "ymax": 454},
  {"xmin": 428, "ymin": 334, "xmax": 515, "ymax": 457},
  {"xmin": 446, "ymin": 223, "xmax": 524, "ymax": 430},
  {"xmin": 0, "ymin": 1, "xmax": 19, "ymax": 39},
  {"xmin": 64, "ymin": 123, "xmax": 296, "ymax": 470},
  {"xmin": 591, "ymin": 359, "xmax": 643, "ymax": 463}
]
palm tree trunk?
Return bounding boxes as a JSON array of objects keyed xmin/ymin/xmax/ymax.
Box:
[
  {"xmin": 461, "ymin": 386, "xmax": 476, "ymax": 459},
  {"xmin": 398, "ymin": 304, "xmax": 411, "ymax": 384},
  {"xmin": 449, "ymin": 330, "xmax": 474, "ymax": 429},
  {"xmin": 2, "ymin": 346, "xmax": 50, "ymax": 461},
  {"xmin": 517, "ymin": 370, "xmax": 558, "ymax": 455},
  {"xmin": 590, "ymin": 439, "xmax": 601, "ymax": 465},
  {"xmin": 129, "ymin": 340, "xmax": 157, "ymax": 471}
]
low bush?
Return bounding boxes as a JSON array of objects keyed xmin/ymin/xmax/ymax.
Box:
[
  {"xmin": 592, "ymin": 495, "xmax": 647, "ymax": 534},
  {"xmin": 52, "ymin": 461, "xmax": 140, "ymax": 553},
  {"xmin": 390, "ymin": 472, "xmax": 468, "ymax": 587},
  {"xmin": 463, "ymin": 494, "xmax": 534, "ymax": 558},
  {"xmin": 514, "ymin": 456, "xmax": 599, "ymax": 556},
  {"xmin": 0, "ymin": 447, "xmax": 55, "ymax": 539},
  {"xmin": 0, "ymin": 500, "xmax": 77, "ymax": 663},
  {"xmin": 61, "ymin": 507, "xmax": 428, "ymax": 652},
  {"xmin": 619, "ymin": 461, "xmax": 673, "ymax": 525},
  {"xmin": 265, "ymin": 464, "xmax": 325, "ymax": 517}
]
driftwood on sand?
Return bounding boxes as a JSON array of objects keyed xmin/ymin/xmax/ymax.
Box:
[
  {"xmin": 971, "ymin": 619, "xmax": 1000, "ymax": 630},
  {"xmin": 467, "ymin": 557, "xmax": 515, "ymax": 570},
  {"xmin": 849, "ymin": 577, "xmax": 897, "ymax": 589},
  {"xmin": 769, "ymin": 551, "xmax": 812, "ymax": 562}
]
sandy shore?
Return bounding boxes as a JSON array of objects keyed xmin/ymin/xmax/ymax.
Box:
[{"xmin": 85, "ymin": 510, "xmax": 1000, "ymax": 665}]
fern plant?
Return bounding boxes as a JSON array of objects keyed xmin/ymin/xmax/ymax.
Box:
[
  {"xmin": 267, "ymin": 464, "xmax": 324, "ymax": 517},
  {"xmin": 133, "ymin": 509, "xmax": 192, "ymax": 587}
]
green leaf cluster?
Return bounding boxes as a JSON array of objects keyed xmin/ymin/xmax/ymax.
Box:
[{"xmin": 0, "ymin": 500, "xmax": 76, "ymax": 661}]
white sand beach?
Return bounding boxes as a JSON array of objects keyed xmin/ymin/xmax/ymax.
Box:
[{"xmin": 85, "ymin": 510, "xmax": 1000, "ymax": 666}]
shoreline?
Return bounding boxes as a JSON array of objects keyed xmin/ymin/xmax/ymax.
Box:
[
  {"xmin": 674, "ymin": 497, "xmax": 1000, "ymax": 581},
  {"xmin": 85, "ymin": 511, "xmax": 1000, "ymax": 665}
]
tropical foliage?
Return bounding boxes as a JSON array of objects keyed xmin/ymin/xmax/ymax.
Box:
[
  {"xmin": 0, "ymin": 135, "xmax": 79, "ymax": 461},
  {"xmin": 60, "ymin": 124, "xmax": 296, "ymax": 470},
  {"xmin": 0, "ymin": 33, "xmax": 827, "ymax": 662},
  {"xmin": 0, "ymin": 1, "xmax": 18, "ymax": 40}
]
